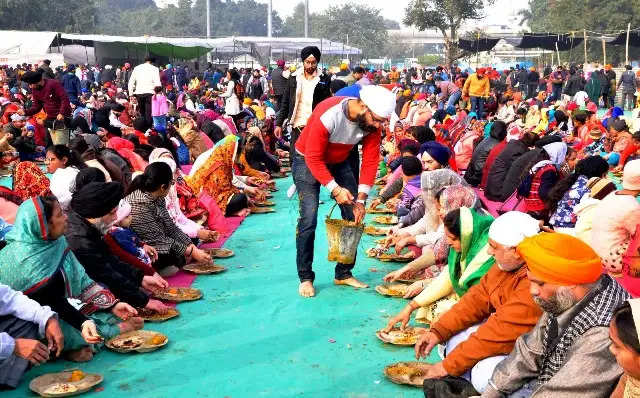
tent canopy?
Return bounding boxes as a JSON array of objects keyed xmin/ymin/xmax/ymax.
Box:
[{"xmin": 58, "ymin": 33, "xmax": 362, "ymax": 58}]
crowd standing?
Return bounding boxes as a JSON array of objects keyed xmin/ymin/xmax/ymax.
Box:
[{"xmin": 1, "ymin": 52, "xmax": 640, "ymax": 398}]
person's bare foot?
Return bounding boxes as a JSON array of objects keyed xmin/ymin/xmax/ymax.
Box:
[
  {"xmin": 65, "ymin": 346, "xmax": 93, "ymax": 362},
  {"xmin": 298, "ymin": 281, "xmax": 315, "ymax": 298},
  {"xmin": 118, "ymin": 317, "xmax": 144, "ymax": 334},
  {"xmin": 334, "ymin": 277, "xmax": 369, "ymax": 289}
]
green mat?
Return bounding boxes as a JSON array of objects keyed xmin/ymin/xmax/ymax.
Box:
[{"xmin": 7, "ymin": 177, "xmax": 438, "ymax": 397}]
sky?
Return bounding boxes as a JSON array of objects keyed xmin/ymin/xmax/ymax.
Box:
[
  {"xmin": 157, "ymin": 1, "xmax": 528, "ymax": 29},
  {"xmin": 259, "ymin": 0, "xmax": 527, "ymax": 28}
]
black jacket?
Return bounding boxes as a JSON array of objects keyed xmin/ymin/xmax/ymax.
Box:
[
  {"xmin": 275, "ymin": 71, "xmax": 332, "ymax": 128},
  {"xmin": 464, "ymin": 134, "xmax": 504, "ymax": 187},
  {"xmin": 270, "ymin": 67, "xmax": 288, "ymax": 97},
  {"xmin": 499, "ymin": 148, "xmax": 543, "ymax": 201},
  {"xmin": 563, "ymin": 74, "xmax": 585, "ymax": 96},
  {"xmin": 65, "ymin": 210, "xmax": 149, "ymax": 308},
  {"xmin": 485, "ymin": 140, "xmax": 530, "ymax": 201}
]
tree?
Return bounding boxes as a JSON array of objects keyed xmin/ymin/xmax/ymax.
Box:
[
  {"xmin": 403, "ymin": 0, "xmax": 495, "ymax": 63},
  {"xmin": 312, "ymin": 5, "xmax": 390, "ymax": 58},
  {"xmin": 0, "ymin": 0, "xmax": 99, "ymax": 33},
  {"xmin": 522, "ymin": 0, "xmax": 640, "ymax": 65}
]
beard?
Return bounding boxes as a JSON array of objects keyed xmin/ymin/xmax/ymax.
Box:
[
  {"xmin": 304, "ymin": 66, "xmax": 317, "ymax": 76},
  {"xmin": 356, "ymin": 112, "xmax": 379, "ymax": 133},
  {"xmin": 533, "ymin": 287, "xmax": 577, "ymax": 315},
  {"xmin": 94, "ymin": 218, "xmax": 115, "ymax": 235}
]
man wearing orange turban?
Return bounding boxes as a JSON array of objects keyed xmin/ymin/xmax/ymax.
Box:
[{"xmin": 482, "ymin": 232, "xmax": 631, "ymax": 397}]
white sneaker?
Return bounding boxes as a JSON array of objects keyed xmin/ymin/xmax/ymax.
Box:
[{"xmin": 287, "ymin": 183, "xmax": 297, "ymax": 198}]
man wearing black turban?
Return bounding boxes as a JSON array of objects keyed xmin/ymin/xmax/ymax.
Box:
[
  {"xmin": 275, "ymin": 45, "xmax": 331, "ymax": 156},
  {"xmin": 65, "ymin": 182, "xmax": 169, "ymax": 315}
]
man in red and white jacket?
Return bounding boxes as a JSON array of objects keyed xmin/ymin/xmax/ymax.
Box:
[{"xmin": 292, "ymin": 85, "xmax": 396, "ymax": 297}]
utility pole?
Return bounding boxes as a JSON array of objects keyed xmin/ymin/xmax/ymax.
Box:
[
  {"xmin": 206, "ymin": 0, "xmax": 211, "ymax": 63},
  {"xmin": 304, "ymin": 0, "xmax": 309, "ymax": 38},
  {"xmin": 267, "ymin": 0, "xmax": 272, "ymax": 38}
]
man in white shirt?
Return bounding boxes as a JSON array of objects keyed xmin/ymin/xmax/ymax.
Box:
[
  {"xmin": 128, "ymin": 56, "xmax": 161, "ymax": 130},
  {"xmin": 0, "ymin": 283, "xmax": 62, "ymax": 389}
]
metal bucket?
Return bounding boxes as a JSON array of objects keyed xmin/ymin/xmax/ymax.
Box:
[{"xmin": 325, "ymin": 203, "xmax": 364, "ymax": 264}]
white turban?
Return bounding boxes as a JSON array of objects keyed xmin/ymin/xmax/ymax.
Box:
[
  {"xmin": 488, "ymin": 211, "xmax": 540, "ymax": 248},
  {"xmin": 359, "ymin": 85, "xmax": 396, "ymax": 119}
]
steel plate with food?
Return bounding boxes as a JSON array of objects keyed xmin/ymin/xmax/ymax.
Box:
[
  {"xmin": 375, "ymin": 326, "xmax": 429, "ymax": 346},
  {"xmin": 375, "ymin": 284, "xmax": 409, "ymax": 297},
  {"xmin": 384, "ymin": 362, "xmax": 426, "ymax": 387},
  {"xmin": 153, "ymin": 287, "xmax": 203, "ymax": 302},
  {"xmin": 364, "ymin": 225, "xmax": 389, "ymax": 236},
  {"xmin": 106, "ymin": 330, "xmax": 168, "ymax": 353},
  {"xmin": 373, "ymin": 215, "xmax": 398, "ymax": 225},
  {"xmin": 183, "ymin": 262, "xmax": 227, "ymax": 274},
  {"xmin": 137, "ymin": 307, "xmax": 180, "ymax": 322},
  {"xmin": 30, "ymin": 370, "xmax": 103, "ymax": 397}
]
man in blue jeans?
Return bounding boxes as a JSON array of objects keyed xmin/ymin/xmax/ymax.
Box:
[{"xmin": 292, "ymin": 85, "xmax": 396, "ymax": 297}]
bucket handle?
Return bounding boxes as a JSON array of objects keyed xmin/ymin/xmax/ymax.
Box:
[
  {"xmin": 326, "ymin": 202, "xmax": 341, "ymax": 220},
  {"xmin": 326, "ymin": 202, "xmax": 362, "ymax": 225},
  {"xmin": 51, "ymin": 119, "xmax": 65, "ymax": 131}
]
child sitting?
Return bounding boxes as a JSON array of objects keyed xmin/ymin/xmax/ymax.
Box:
[
  {"xmin": 104, "ymin": 200, "xmax": 163, "ymax": 280},
  {"xmin": 397, "ymin": 156, "xmax": 423, "ymax": 220}
]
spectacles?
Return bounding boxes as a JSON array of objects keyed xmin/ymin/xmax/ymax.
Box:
[{"xmin": 364, "ymin": 106, "xmax": 386, "ymax": 124}]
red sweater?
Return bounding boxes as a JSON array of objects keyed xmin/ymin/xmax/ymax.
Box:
[
  {"xmin": 25, "ymin": 78, "xmax": 72, "ymax": 119},
  {"xmin": 104, "ymin": 234, "xmax": 156, "ymax": 276},
  {"xmin": 295, "ymin": 97, "xmax": 381, "ymax": 195}
]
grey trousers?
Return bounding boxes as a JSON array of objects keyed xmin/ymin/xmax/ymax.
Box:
[{"xmin": 0, "ymin": 315, "xmax": 39, "ymax": 389}]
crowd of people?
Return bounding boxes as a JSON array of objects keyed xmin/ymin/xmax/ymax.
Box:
[{"xmin": 0, "ymin": 47, "xmax": 640, "ymax": 398}]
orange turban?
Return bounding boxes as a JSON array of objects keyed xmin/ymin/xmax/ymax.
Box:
[{"xmin": 517, "ymin": 233, "xmax": 602, "ymax": 286}]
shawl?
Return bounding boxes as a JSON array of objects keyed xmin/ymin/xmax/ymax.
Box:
[
  {"xmin": 13, "ymin": 161, "xmax": 51, "ymax": 201},
  {"xmin": 447, "ymin": 207, "xmax": 495, "ymax": 296},
  {"xmin": 0, "ymin": 197, "xmax": 116, "ymax": 313},
  {"xmin": 185, "ymin": 135, "xmax": 239, "ymax": 212},
  {"xmin": 107, "ymin": 137, "xmax": 147, "ymax": 172},
  {"xmin": 421, "ymin": 169, "xmax": 465, "ymax": 233}
]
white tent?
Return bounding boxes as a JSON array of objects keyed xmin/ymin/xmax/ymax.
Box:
[{"xmin": 0, "ymin": 30, "xmax": 63, "ymax": 66}]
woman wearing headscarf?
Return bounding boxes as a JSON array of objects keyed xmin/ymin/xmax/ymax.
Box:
[
  {"xmin": 517, "ymin": 141, "xmax": 567, "ymax": 220},
  {"xmin": 12, "ymin": 161, "xmax": 51, "ymax": 202},
  {"xmin": 0, "ymin": 196, "xmax": 141, "ymax": 362},
  {"xmin": 148, "ymin": 148, "xmax": 218, "ymax": 241},
  {"xmin": 455, "ymin": 118, "xmax": 489, "ymax": 171},
  {"xmin": 389, "ymin": 169, "xmax": 464, "ymax": 252},
  {"xmin": 463, "ymin": 120, "xmax": 508, "ymax": 186},
  {"xmin": 384, "ymin": 185, "xmax": 478, "ymax": 288},
  {"xmin": 186, "ymin": 135, "xmax": 258, "ymax": 217},
  {"xmin": 384, "ymin": 206, "xmax": 495, "ymax": 329},
  {"xmin": 547, "ymin": 156, "xmax": 609, "ymax": 232}
]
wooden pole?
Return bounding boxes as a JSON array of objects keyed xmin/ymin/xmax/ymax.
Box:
[
  {"xmin": 583, "ymin": 29, "xmax": 587, "ymax": 65},
  {"xmin": 556, "ymin": 41, "xmax": 561, "ymax": 66},
  {"xmin": 602, "ymin": 37, "xmax": 606, "ymax": 66},
  {"xmin": 626, "ymin": 23, "xmax": 631, "ymax": 65}
]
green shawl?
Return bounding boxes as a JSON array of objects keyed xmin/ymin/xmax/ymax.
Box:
[
  {"xmin": 447, "ymin": 207, "xmax": 495, "ymax": 296},
  {"xmin": 0, "ymin": 197, "xmax": 95, "ymax": 297}
]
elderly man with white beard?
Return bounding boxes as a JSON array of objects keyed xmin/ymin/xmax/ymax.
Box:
[
  {"xmin": 480, "ymin": 232, "xmax": 630, "ymax": 398},
  {"xmin": 406, "ymin": 212, "xmax": 543, "ymax": 394},
  {"xmin": 65, "ymin": 181, "xmax": 169, "ymax": 315}
]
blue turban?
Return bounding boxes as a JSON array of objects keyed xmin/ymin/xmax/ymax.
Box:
[{"xmin": 420, "ymin": 141, "xmax": 451, "ymax": 166}]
